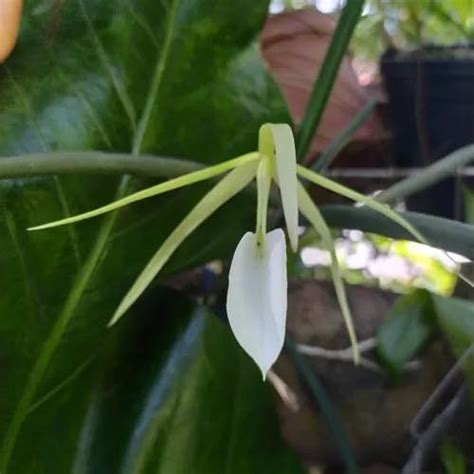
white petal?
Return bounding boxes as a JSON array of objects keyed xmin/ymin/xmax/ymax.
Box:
[{"xmin": 226, "ymin": 229, "xmax": 287, "ymax": 379}]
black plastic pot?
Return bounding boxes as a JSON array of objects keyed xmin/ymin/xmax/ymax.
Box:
[{"xmin": 381, "ymin": 47, "xmax": 474, "ymax": 219}]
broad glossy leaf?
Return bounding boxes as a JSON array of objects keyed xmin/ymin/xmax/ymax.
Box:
[
  {"xmin": 0, "ymin": 0, "xmax": 288, "ymax": 469},
  {"xmin": 9, "ymin": 288, "xmax": 305, "ymax": 473},
  {"xmin": 377, "ymin": 290, "xmax": 435, "ymax": 379}
]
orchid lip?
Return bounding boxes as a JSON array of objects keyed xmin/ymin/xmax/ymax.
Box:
[{"xmin": 226, "ymin": 229, "xmax": 287, "ymax": 379}]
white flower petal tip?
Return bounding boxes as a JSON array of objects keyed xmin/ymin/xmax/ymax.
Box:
[{"xmin": 226, "ymin": 229, "xmax": 287, "ymax": 379}]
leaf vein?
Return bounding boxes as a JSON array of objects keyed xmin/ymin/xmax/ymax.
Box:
[
  {"xmin": 4, "ymin": 66, "xmax": 82, "ymax": 265},
  {"xmin": 0, "ymin": 0, "xmax": 181, "ymax": 469},
  {"xmin": 78, "ymin": 0, "xmax": 137, "ymax": 131},
  {"xmin": 132, "ymin": 0, "xmax": 179, "ymax": 155}
]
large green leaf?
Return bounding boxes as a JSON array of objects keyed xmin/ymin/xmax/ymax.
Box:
[
  {"xmin": 0, "ymin": 0, "xmax": 288, "ymax": 470},
  {"xmin": 9, "ymin": 287, "xmax": 304, "ymax": 473},
  {"xmin": 377, "ymin": 290, "xmax": 435, "ymax": 379}
]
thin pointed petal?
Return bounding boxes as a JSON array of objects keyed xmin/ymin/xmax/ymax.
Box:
[
  {"xmin": 272, "ymin": 125, "xmax": 299, "ymax": 251},
  {"xmin": 226, "ymin": 229, "xmax": 287, "ymax": 378},
  {"xmin": 297, "ymin": 183, "xmax": 360, "ymax": 364},
  {"xmin": 296, "ymin": 165, "xmax": 427, "ymax": 245},
  {"xmin": 28, "ymin": 152, "xmax": 259, "ymax": 231},
  {"xmin": 109, "ymin": 161, "xmax": 258, "ymax": 326},
  {"xmin": 259, "ymin": 124, "xmax": 298, "ymax": 251}
]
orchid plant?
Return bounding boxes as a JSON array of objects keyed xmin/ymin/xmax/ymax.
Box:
[{"xmin": 29, "ymin": 124, "xmax": 426, "ymax": 378}]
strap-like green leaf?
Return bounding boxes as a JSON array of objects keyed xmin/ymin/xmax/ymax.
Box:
[
  {"xmin": 297, "ymin": 183, "xmax": 359, "ymax": 364},
  {"xmin": 109, "ymin": 161, "xmax": 258, "ymax": 326},
  {"xmin": 255, "ymin": 154, "xmax": 272, "ymax": 250},
  {"xmin": 320, "ymin": 205, "xmax": 474, "ymax": 258},
  {"xmin": 28, "ymin": 152, "xmax": 259, "ymax": 231},
  {"xmin": 295, "ymin": 0, "xmax": 365, "ymax": 161},
  {"xmin": 297, "ymin": 165, "xmax": 427, "ymax": 245}
]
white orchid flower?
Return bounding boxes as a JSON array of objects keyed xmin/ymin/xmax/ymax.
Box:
[
  {"xmin": 226, "ymin": 125, "xmax": 297, "ymax": 378},
  {"xmin": 29, "ymin": 124, "xmax": 426, "ymax": 378}
]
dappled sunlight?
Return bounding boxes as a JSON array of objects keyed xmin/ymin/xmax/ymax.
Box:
[{"xmin": 299, "ymin": 228, "xmax": 464, "ymax": 294}]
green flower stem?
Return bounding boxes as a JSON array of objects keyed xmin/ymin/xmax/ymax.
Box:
[
  {"xmin": 3, "ymin": 144, "xmax": 474, "ymax": 209},
  {"xmin": 255, "ymin": 154, "xmax": 272, "ymax": 249},
  {"xmin": 0, "ymin": 151, "xmax": 283, "ymax": 209}
]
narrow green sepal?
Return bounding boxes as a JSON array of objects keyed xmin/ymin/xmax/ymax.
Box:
[
  {"xmin": 297, "ymin": 165, "xmax": 427, "ymax": 245},
  {"xmin": 297, "ymin": 183, "xmax": 360, "ymax": 364},
  {"xmin": 108, "ymin": 161, "xmax": 258, "ymax": 326},
  {"xmin": 28, "ymin": 152, "xmax": 259, "ymax": 231}
]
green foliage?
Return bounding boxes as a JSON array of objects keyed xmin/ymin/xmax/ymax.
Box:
[
  {"xmin": 377, "ymin": 290, "xmax": 435, "ymax": 379},
  {"xmin": 354, "ymin": 0, "xmax": 474, "ymax": 56},
  {"xmin": 376, "ymin": 290, "xmax": 474, "ymax": 391},
  {"xmin": 432, "ymin": 295, "xmax": 474, "ymax": 357},
  {"xmin": 0, "ymin": 0, "xmax": 294, "ymax": 471},
  {"xmin": 440, "ymin": 439, "xmax": 467, "ymax": 474},
  {"xmin": 295, "ymin": 0, "xmax": 365, "ymax": 161},
  {"xmin": 2, "ymin": 0, "xmax": 474, "ymax": 470},
  {"xmin": 11, "ymin": 288, "xmax": 305, "ymax": 473},
  {"xmin": 320, "ymin": 205, "xmax": 474, "ymax": 260}
]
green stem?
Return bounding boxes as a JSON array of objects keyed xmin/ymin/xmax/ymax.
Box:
[
  {"xmin": 0, "ymin": 151, "xmax": 280, "ymax": 206},
  {"xmin": 376, "ymin": 144, "xmax": 474, "ymax": 204},
  {"xmin": 255, "ymin": 155, "xmax": 271, "ymax": 248},
  {"xmin": 0, "ymin": 152, "xmax": 203, "ymax": 180},
  {"xmin": 3, "ymin": 142, "xmax": 474, "ymax": 209}
]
